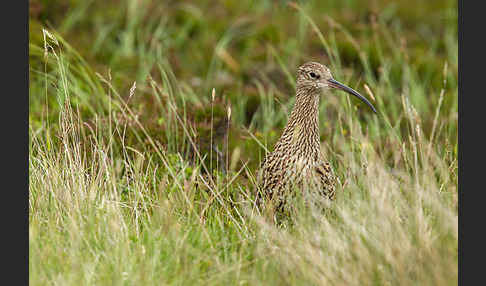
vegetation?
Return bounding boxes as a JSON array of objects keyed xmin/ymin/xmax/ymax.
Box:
[{"xmin": 29, "ymin": 0, "xmax": 457, "ymax": 284}]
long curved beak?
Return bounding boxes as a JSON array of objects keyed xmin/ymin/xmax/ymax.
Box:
[{"xmin": 327, "ymin": 79, "xmax": 377, "ymax": 113}]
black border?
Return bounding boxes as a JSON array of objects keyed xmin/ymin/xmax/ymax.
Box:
[
  {"xmin": 459, "ymin": 0, "xmax": 484, "ymax": 284},
  {"xmin": 4, "ymin": 0, "xmax": 29, "ymax": 283}
]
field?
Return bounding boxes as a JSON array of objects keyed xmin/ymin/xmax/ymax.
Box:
[{"xmin": 29, "ymin": 0, "xmax": 458, "ymax": 285}]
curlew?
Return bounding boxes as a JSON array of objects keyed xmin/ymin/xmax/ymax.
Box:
[{"xmin": 257, "ymin": 62, "xmax": 376, "ymax": 213}]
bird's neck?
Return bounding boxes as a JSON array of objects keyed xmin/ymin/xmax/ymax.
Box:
[
  {"xmin": 289, "ymin": 86, "xmax": 320, "ymax": 124},
  {"xmin": 275, "ymin": 86, "xmax": 321, "ymax": 156}
]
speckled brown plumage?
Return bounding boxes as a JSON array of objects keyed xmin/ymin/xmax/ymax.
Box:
[{"xmin": 257, "ymin": 62, "xmax": 376, "ymax": 212}]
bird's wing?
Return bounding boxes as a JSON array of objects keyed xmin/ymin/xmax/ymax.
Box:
[{"xmin": 314, "ymin": 161, "xmax": 336, "ymax": 200}]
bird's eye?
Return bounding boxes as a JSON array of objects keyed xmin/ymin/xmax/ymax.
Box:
[{"xmin": 309, "ymin": 72, "xmax": 320, "ymax": 79}]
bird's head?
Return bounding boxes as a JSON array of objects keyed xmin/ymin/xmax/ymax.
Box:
[{"xmin": 296, "ymin": 61, "xmax": 377, "ymax": 113}]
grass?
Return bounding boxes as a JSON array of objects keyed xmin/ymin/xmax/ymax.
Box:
[{"xmin": 29, "ymin": 0, "xmax": 457, "ymax": 285}]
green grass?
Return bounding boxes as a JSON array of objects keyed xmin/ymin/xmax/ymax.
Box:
[{"xmin": 29, "ymin": 0, "xmax": 457, "ymax": 285}]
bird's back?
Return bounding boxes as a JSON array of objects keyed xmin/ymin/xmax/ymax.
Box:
[{"xmin": 256, "ymin": 136, "xmax": 336, "ymax": 212}]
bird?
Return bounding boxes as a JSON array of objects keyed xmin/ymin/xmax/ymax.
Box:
[{"xmin": 256, "ymin": 61, "xmax": 376, "ymax": 214}]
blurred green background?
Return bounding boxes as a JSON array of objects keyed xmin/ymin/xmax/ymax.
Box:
[{"xmin": 29, "ymin": 0, "xmax": 457, "ymax": 170}]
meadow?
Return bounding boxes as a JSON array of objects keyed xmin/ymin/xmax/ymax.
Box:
[{"xmin": 29, "ymin": 0, "xmax": 458, "ymax": 284}]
